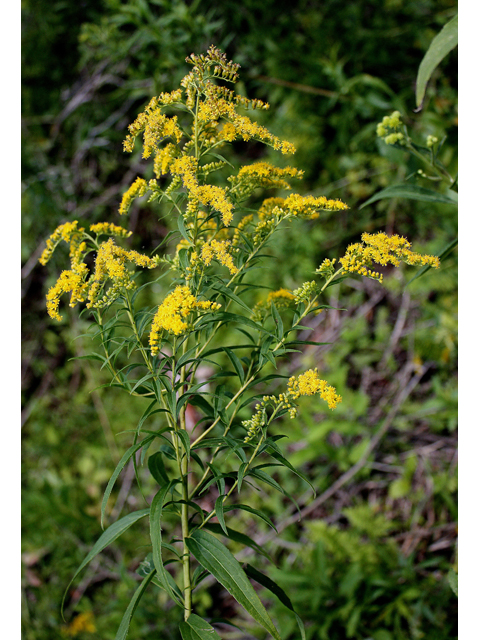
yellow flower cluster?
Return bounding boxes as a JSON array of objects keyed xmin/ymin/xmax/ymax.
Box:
[
  {"xmin": 123, "ymin": 96, "xmax": 183, "ymax": 157},
  {"xmin": 153, "ymin": 142, "xmax": 178, "ymax": 178},
  {"xmin": 158, "ymin": 89, "xmax": 183, "ymax": 106},
  {"xmin": 44, "ymin": 228, "xmax": 159, "ymax": 321},
  {"xmin": 119, "ymin": 177, "xmax": 148, "ymax": 216},
  {"xmin": 282, "ymin": 194, "xmax": 348, "ymax": 218},
  {"xmin": 39, "ymin": 221, "xmax": 85, "ymax": 266},
  {"xmin": 169, "ymin": 157, "xmax": 234, "ymax": 226},
  {"xmin": 182, "ymin": 46, "xmax": 241, "ymax": 91},
  {"xmin": 339, "ymin": 232, "xmax": 440, "ymax": 282},
  {"xmin": 87, "ymin": 238, "xmax": 157, "ymax": 309},
  {"xmin": 316, "ymin": 258, "xmax": 337, "ymax": 279},
  {"xmin": 258, "ymin": 197, "xmax": 286, "ymax": 220},
  {"xmin": 267, "ymin": 288, "xmax": 296, "ymax": 309},
  {"xmin": 64, "ymin": 611, "xmax": 96, "ymax": 637},
  {"xmin": 89, "ymin": 222, "xmax": 132, "ymax": 238},
  {"xmin": 251, "ymin": 288, "xmax": 296, "ymax": 322},
  {"xmin": 287, "ymin": 369, "xmax": 342, "ymax": 411},
  {"xmin": 228, "ymin": 162, "xmax": 303, "ymax": 199},
  {"xmin": 46, "ymin": 267, "xmax": 88, "ymax": 322},
  {"xmin": 40, "ymin": 221, "xmax": 91, "ymax": 320},
  {"xmin": 219, "ymin": 106, "xmax": 296, "ymax": 155},
  {"xmin": 149, "ymin": 285, "xmax": 221, "ymax": 354},
  {"xmin": 200, "ymin": 239, "xmax": 238, "ymax": 274},
  {"xmin": 195, "ymin": 185, "xmax": 234, "ymax": 227}
]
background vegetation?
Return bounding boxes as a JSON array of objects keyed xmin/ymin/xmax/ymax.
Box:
[{"xmin": 22, "ymin": 1, "xmax": 458, "ymax": 638}]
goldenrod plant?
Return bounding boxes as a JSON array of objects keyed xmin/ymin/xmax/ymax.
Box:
[{"xmin": 39, "ymin": 47, "xmax": 440, "ymax": 640}]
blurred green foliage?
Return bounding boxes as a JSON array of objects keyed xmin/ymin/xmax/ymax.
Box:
[{"xmin": 22, "ymin": 0, "xmax": 457, "ymax": 638}]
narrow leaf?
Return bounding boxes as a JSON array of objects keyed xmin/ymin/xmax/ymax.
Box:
[
  {"xmin": 416, "ymin": 14, "xmax": 458, "ymax": 109},
  {"xmin": 186, "ymin": 530, "xmax": 281, "ymax": 640},
  {"xmin": 150, "ymin": 482, "xmax": 183, "ymax": 605},
  {"xmin": 176, "ymin": 429, "xmax": 191, "ymax": 462},
  {"xmin": 204, "ymin": 523, "xmax": 273, "ymax": 562},
  {"xmin": 224, "ymin": 347, "xmax": 245, "ymax": 384},
  {"xmin": 114, "ymin": 569, "xmax": 156, "ymax": 640},
  {"xmin": 214, "ymin": 495, "xmax": 228, "ymax": 535},
  {"xmin": 223, "ymin": 504, "xmax": 277, "ymax": 532},
  {"xmin": 62, "ymin": 509, "xmax": 150, "ymax": 616},
  {"xmin": 101, "ymin": 437, "xmax": 154, "ymax": 528},
  {"xmin": 148, "ymin": 452, "xmax": 170, "ymax": 486},
  {"xmin": 244, "ymin": 564, "xmax": 305, "ymax": 640},
  {"xmin": 179, "ymin": 613, "xmax": 222, "ymax": 640},
  {"xmin": 360, "ymin": 184, "xmax": 458, "ymax": 209},
  {"xmin": 268, "ymin": 450, "xmax": 316, "ymax": 497}
]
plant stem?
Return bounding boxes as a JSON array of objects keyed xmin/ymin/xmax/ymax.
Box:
[{"xmin": 177, "ymin": 338, "xmax": 192, "ymax": 620}]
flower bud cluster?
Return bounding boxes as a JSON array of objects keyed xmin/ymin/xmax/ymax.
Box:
[{"xmin": 376, "ymin": 111, "xmax": 405, "ymax": 146}]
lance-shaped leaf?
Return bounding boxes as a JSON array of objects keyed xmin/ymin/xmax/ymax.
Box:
[
  {"xmin": 360, "ymin": 184, "xmax": 458, "ymax": 209},
  {"xmin": 179, "ymin": 614, "xmax": 222, "ymax": 640},
  {"xmin": 150, "ymin": 481, "xmax": 184, "ymax": 605},
  {"xmin": 204, "ymin": 523, "xmax": 273, "ymax": 562},
  {"xmin": 101, "ymin": 438, "xmax": 154, "ymax": 528},
  {"xmin": 62, "ymin": 509, "xmax": 150, "ymax": 616},
  {"xmin": 148, "ymin": 451, "xmax": 170, "ymax": 486},
  {"xmin": 416, "ymin": 14, "xmax": 458, "ymax": 110},
  {"xmin": 244, "ymin": 564, "xmax": 305, "ymax": 640},
  {"xmin": 115, "ymin": 569, "xmax": 156, "ymax": 640},
  {"xmin": 186, "ymin": 530, "xmax": 281, "ymax": 640}
]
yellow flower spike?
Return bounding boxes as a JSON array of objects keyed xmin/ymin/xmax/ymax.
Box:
[
  {"xmin": 339, "ymin": 232, "xmax": 440, "ymax": 282},
  {"xmin": 201, "ymin": 239, "xmax": 238, "ymax": 274},
  {"xmin": 149, "ymin": 285, "xmax": 221, "ymax": 354},
  {"xmin": 85, "ymin": 238, "xmax": 157, "ymax": 309},
  {"xmin": 287, "ymin": 368, "xmax": 342, "ymax": 410},
  {"xmin": 194, "ymin": 185, "xmax": 234, "ymax": 227},
  {"xmin": 89, "ymin": 222, "xmax": 132, "ymax": 238},
  {"xmin": 46, "ymin": 269, "xmax": 88, "ymax": 321},
  {"xmin": 283, "ymin": 194, "xmax": 348, "ymax": 218},
  {"xmin": 119, "ymin": 177, "xmax": 148, "ymax": 215},
  {"xmin": 39, "ymin": 221, "xmax": 85, "ymax": 266}
]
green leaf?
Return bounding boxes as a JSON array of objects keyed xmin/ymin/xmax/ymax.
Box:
[
  {"xmin": 148, "ymin": 452, "xmax": 170, "ymax": 486},
  {"xmin": 177, "ymin": 213, "xmax": 192, "ymax": 242},
  {"xmin": 199, "ymin": 312, "xmax": 276, "ymax": 338},
  {"xmin": 448, "ymin": 568, "xmax": 458, "ymax": 597},
  {"xmin": 114, "ymin": 569, "xmax": 156, "ymax": 640},
  {"xmin": 223, "ymin": 504, "xmax": 277, "ymax": 532},
  {"xmin": 186, "ymin": 530, "xmax": 281, "ymax": 640},
  {"xmin": 176, "ymin": 429, "xmax": 191, "ymax": 462},
  {"xmin": 416, "ymin": 14, "xmax": 458, "ymax": 109},
  {"xmin": 179, "ymin": 614, "xmax": 222, "ymax": 640},
  {"xmin": 101, "ymin": 437, "xmax": 154, "ymax": 528},
  {"xmin": 270, "ymin": 301, "xmax": 284, "ymax": 340},
  {"xmin": 267, "ymin": 449, "xmax": 316, "ymax": 497},
  {"xmin": 244, "ymin": 564, "xmax": 305, "ymax": 640},
  {"xmin": 62, "ymin": 509, "xmax": 150, "ymax": 617},
  {"xmin": 237, "ymin": 462, "xmax": 248, "ymax": 493},
  {"xmin": 360, "ymin": 184, "xmax": 458, "ymax": 209},
  {"xmin": 150, "ymin": 482, "xmax": 184, "ymax": 605},
  {"xmin": 203, "ymin": 523, "xmax": 273, "ymax": 562},
  {"xmin": 210, "ymin": 282, "xmax": 252, "ymax": 315},
  {"xmin": 224, "ymin": 347, "xmax": 245, "ymax": 384},
  {"xmin": 214, "ymin": 495, "xmax": 228, "ymax": 535},
  {"xmin": 249, "ymin": 469, "xmax": 300, "ymax": 515}
]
